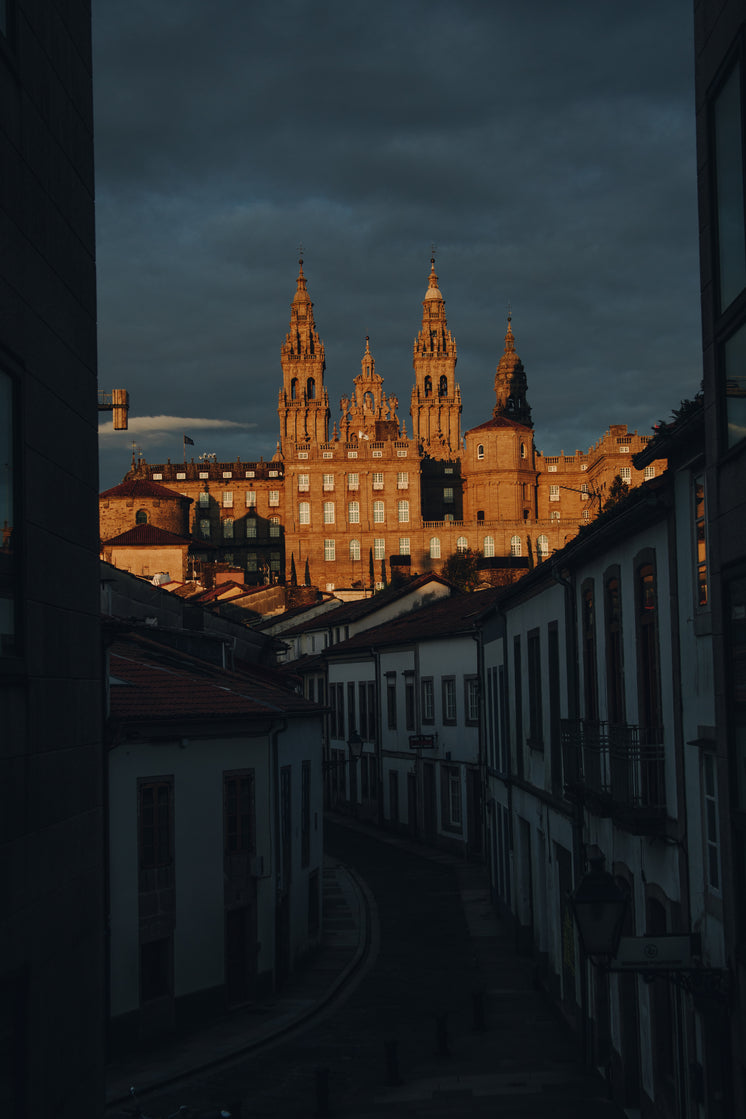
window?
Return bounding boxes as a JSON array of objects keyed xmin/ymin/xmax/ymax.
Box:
[
  {"xmin": 398, "ymin": 537, "xmax": 410, "ymax": 555},
  {"xmin": 456, "ymin": 536, "xmax": 468, "ymax": 553},
  {"xmin": 694, "ymin": 475, "xmax": 708, "ymax": 607},
  {"xmin": 347, "ymin": 450, "xmax": 358, "ymax": 459},
  {"xmin": 152, "ymin": 473, "xmax": 162, "ymax": 481},
  {"xmin": 513, "ymin": 637, "xmax": 523, "ymax": 779},
  {"xmin": 429, "ymin": 537, "xmax": 441, "ymax": 559},
  {"xmin": 373, "ymin": 501, "xmax": 385, "ymax": 523},
  {"xmin": 200, "ymin": 519, "xmax": 210, "ymax": 539},
  {"xmin": 374, "ymin": 537, "xmax": 385, "ymax": 560},
  {"xmin": 138, "ymin": 778, "xmax": 173, "ymax": 872},
  {"xmin": 298, "ymin": 451, "xmax": 308, "ymax": 459},
  {"xmin": 644, "ymin": 465, "xmax": 655, "ymax": 480},
  {"xmin": 222, "ymin": 491, "xmax": 233, "ymax": 507},
  {"xmin": 246, "ymin": 519, "xmax": 257, "ymax": 538},
  {"xmin": 421, "ymin": 678, "xmax": 434, "ymax": 722},
  {"xmin": 549, "ymin": 485, "xmax": 560, "ymax": 501},
  {"xmin": 245, "ymin": 490, "xmax": 256, "ymax": 507},
  {"xmin": 620, "ymin": 466, "xmax": 632, "ymax": 482},
  {"xmin": 298, "ymin": 474, "xmax": 309, "ymax": 491},
  {"xmin": 713, "ymin": 61, "xmax": 746, "ymax": 312},
  {"xmin": 725, "ymin": 321, "xmax": 746, "ymax": 449},
  {"xmin": 135, "ymin": 509, "xmax": 148, "ymax": 525},
  {"xmin": 245, "ymin": 470, "xmax": 255, "ymax": 478},
  {"xmin": 199, "ymin": 491, "xmax": 210, "ymax": 507},
  {"xmin": 551, "ymin": 510, "xmax": 561, "ymax": 523},
  {"xmin": 386, "ymin": 674, "xmax": 397, "ymax": 729},
  {"xmin": 269, "ymin": 516, "xmax": 280, "ymax": 537},
  {"xmin": 323, "ymin": 474, "xmax": 334, "ymax": 491},
  {"xmin": 636, "ymin": 557, "xmax": 663, "ymax": 737},
  {"xmin": 442, "ymin": 676, "xmax": 456, "ymax": 723},
  {"xmin": 537, "ymin": 534, "xmax": 549, "ymax": 560},
  {"xmin": 510, "ymin": 535, "xmax": 521, "ymax": 556},
  {"xmin": 224, "ymin": 771, "xmax": 255, "ymax": 854},
  {"xmin": 247, "ymin": 552, "xmax": 258, "ymax": 572},
  {"xmin": 324, "ymin": 539, "xmax": 335, "ymax": 561},
  {"xmin": 389, "ymin": 771, "xmax": 399, "ymax": 823},
  {"xmin": 527, "ymin": 630, "xmax": 543, "ymax": 748},
  {"xmin": 483, "ymin": 536, "xmax": 495, "ymax": 557},
  {"xmin": 347, "ymin": 682, "xmax": 356, "ymax": 739},
  {"xmin": 581, "ymin": 581, "xmax": 599, "ymax": 722},
  {"xmin": 520, "ymin": 443, "xmax": 527, "ymax": 459},
  {"xmin": 477, "ymin": 444, "xmax": 484, "ymax": 460},
  {"xmin": 465, "ymin": 676, "xmax": 479, "ymax": 724},
  {"xmin": 405, "ymin": 674, "xmax": 415, "ymax": 730},
  {"xmin": 358, "ymin": 681, "xmax": 368, "ymax": 740},
  {"xmin": 299, "ymin": 501, "xmax": 310, "ymax": 525},
  {"xmin": 397, "ymin": 472, "xmax": 408, "ymax": 489},
  {"xmin": 348, "ymin": 500, "xmax": 360, "ymax": 524},
  {"xmin": 323, "ymin": 501, "xmax": 335, "ymax": 524},
  {"xmin": 349, "ymin": 538, "xmax": 361, "ymax": 561},
  {"xmin": 703, "ymin": 753, "xmax": 721, "ymax": 893},
  {"xmin": 348, "ymin": 473, "xmax": 359, "ymax": 490},
  {"xmin": 269, "ymin": 490, "xmax": 279, "ymax": 506},
  {"xmin": 443, "ymin": 486, "xmax": 454, "ymax": 503},
  {"xmin": 223, "ymin": 517, "xmax": 234, "ymax": 539},
  {"xmin": 372, "ymin": 472, "xmax": 384, "ymax": 490},
  {"xmin": 547, "ymin": 464, "xmax": 557, "ymax": 472},
  {"xmin": 270, "ymin": 552, "xmax": 281, "ymax": 573},
  {"xmin": 176, "ymin": 472, "xmax": 186, "ymax": 480},
  {"xmin": 442, "ymin": 766, "xmax": 462, "ymax": 831}
]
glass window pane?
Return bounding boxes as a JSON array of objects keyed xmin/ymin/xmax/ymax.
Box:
[
  {"xmin": 726, "ymin": 321, "xmax": 746, "ymax": 448},
  {"xmin": 714, "ymin": 64, "xmax": 746, "ymax": 311}
]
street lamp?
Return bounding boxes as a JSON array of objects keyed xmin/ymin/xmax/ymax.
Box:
[{"xmin": 569, "ymin": 855, "xmax": 628, "ymax": 961}]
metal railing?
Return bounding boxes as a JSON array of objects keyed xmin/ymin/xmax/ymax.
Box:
[{"xmin": 561, "ymin": 719, "xmax": 666, "ymax": 813}]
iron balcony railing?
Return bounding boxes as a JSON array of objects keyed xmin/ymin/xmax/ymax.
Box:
[{"xmin": 561, "ymin": 719, "xmax": 666, "ymax": 814}]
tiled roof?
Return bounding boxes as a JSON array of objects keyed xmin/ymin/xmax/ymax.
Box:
[
  {"xmin": 102, "ymin": 525, "xmax": 194, "ymax": 547},
  {"xmin": 466, "ymin": 416, "xmax": 532, "ymax": 434},
  {"xmin": 109, "ymin": 632, "xmax": 319, "ymax": 725},
  {"xmin": 323, "ymin": 586, "xmax": 505, "ymax": 655},
  {"xmin": 280, "ymin": 574, "xmax": 453, "ymax": 636},
  {"xmin": 100, "ymin": 478, "xmax": 192, "ymax": 501}
]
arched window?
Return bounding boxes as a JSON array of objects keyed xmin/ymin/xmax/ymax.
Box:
[
  {"xmin": 349, "ymin": 539, "xmax": 361, "ymax": 561},
  {"xmin": 520, "ymin": 442, "xmax": 527, "ymax": 459},
  {"xmin": 424, "ymin": 375, "xmax": 432, "ymax": 397},
  {"xmin": 537, "ymin": 534, "xmax": 549, "ymax": 559},
  {"xmin": 290, "ymin": 378, "xmax": 298, "ymax": 400},
  {"xmin": 430, "ymin": 537, "xmax": 441, "ymax": 559},
  {"xmin": 483, "ymin": 536, "xmax": 495, "ymax": 557},
  {"xmin": 439, "ymin": 375, "xmax": 448, "ymax": 397},
  {"xmin": 477, "ymin": 444, "xmax": 484, "ymax": 460},
  {"xmin": 456, "ymin": 536, "xmax": 468, "ymax": 554},
  {"xmin": 510, "ymin": 535, "xmax": 522, "ymax": 557},
  {"xmin": 307, "ymin": 377, "xmax": 316, "ymax": 400},
  {"xmin": 135, "ymin": 509, "xmax": 148, "ymax": 525}
]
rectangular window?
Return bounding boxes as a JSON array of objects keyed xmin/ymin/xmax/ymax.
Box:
[
  {"xmin": 347, "ymin": 682, "xmax": 356, "ymax": 738},
  {"xmin": 323, "ymin": 474, "xmax": 334, "ymax": 491},
  {"xmin": 442, "ymin": 676, "xmax": 456, "ymax": 724},
  {"xmin": 386, "ymin": 674, "xmax": 397, "ymax": 729},
  {"xmin": 527, "ymin": 629, "xmax": 543, "ymax": 749},
  {"xmin": 246, "ymin": 519, "xmax": 257, "ymax": 538},
  {"xmin": 358, "ymin": 681, "xmax": 368, "ymax": 740},
  {"xmin": 268, "ymin": 490, "xmax": 279, "ymax": 506},
  {"xmin": 389, "ymin": 771, "xmax": 399, "ymax": 823},
  {"xmin": 421, "ymin": 678, "xmax": 434, "ymax": 722},
  {"xmin": 703, "ymin": 753, "xmax": 721, "ymax": 893},
  {"xmin": 347, "ymin": 473, "xmax": 359, "ymax": 490},
  {"xmin": 347, "ymin": 450, "xmax": 358, "ymax": 459},
  {"xmin": 247, "ymin": 552, "xmax": 258, "ymax": 572},
  {"xmin": 582, "ymin": 581, "xmax": 599, "ymax": 722},
  {"xmin": 694, "ymin": 475, "xmax": 708, "ymax": 607},
  {"xmin": 443, "ymin": 486, "xmax": 454, "ymax": 503},
  {"xmin": 349, "ymin": 538, "xmax": 361, "ymax": 560},
  {"xmin": 549, "ymin": 485, "xmax": 559, "ymax": 501},
  {"xmin": 224, "ymin": 771, "xmax": 255, "ymax": 854},
  {"xmin": 199, "ymin": 491, "xmax": 210, "ymax": 507},
  {"xmin": 397, "ymin": 472, "xmax": 408, "ymax": 489},
  {"xmin": 0, "ymin": 370, "xmax": 16, "ymax": 656},
  {"xmin": 372, "ymin": 472, "xmax": 384, "ymax": 490},
  {"xmin": 324, "ymin": 539, "xmax": 335, "ymax": 561},
  {"xmin": 714, "ymin": 61, "xmax": 746, "ymax": 311},
  {"xmin": 222, "ymin": 491, "xmax": 233, "ymax": 507},
  {"xmin": 200, "ymin": 518, "xmax": 211, "ymax": 539},
  {"xmin": 621, "ymin": 466, "xmax": 632, "ymax": 482},
  {"xmin": 405, "ymin": 674, "xmax": 415, "ymax": 730},
  {"xmin": 465, "ymin": 676, "xmax": 479, "ymax": 724},
  {"xmin": 223, "ymin": 517, "xmax": 234, "ymax": 539},
  {"xmin": 397, "ymin": 500, "xmax": 409, "ymax": 523},
  {"xmin": 725, "ymin": 321, "xmax": 746, "ymax": 449},
  {"xmin": 513, "ymin": 637, "xmax": 523, "ymax": 779},
  {"xmin": 644, "ymin": 466, "xmax": 655, "ymax": 480},
  {"xmin": 269, "ymin": 517, "xmax": 280, "ymax": 537},
  {"xmin": 299, "ymin": 501, "xmax": 310, "ymax": 525},
  {"xmin": 138, "ymin": 778, "xmax": 173, "ymax": 871},
  {"xmin": 245, "ymin": 490, "xmax": 256, "ymax": 506},
  {"xmin": 441, "ymin": 766, "xmax": 462, "ymax": 831},
  {"xmin": 373, "ymin": 501, "xmax": 385, "ymax": 523},
  {"xmin": 605, "ymin": 572, "xmax": 625, "ymax": 724},
  {"xmin": 324, "ymin": 501, "xmax": 335, "ymax": 524},
  {"xmin": 298, "ymin": 474, "xmax": 309, "ymax": 491},
  {"xmin": 398, "ymin": 537, "xmax": 410, "ymax": 555},
  {"xmin": 374, "ymin": 537, "xmax": 385, "ymax": 560},
  {"xmin": 348, "ymin": 501, "xmax": 360, "ymax": 523}
]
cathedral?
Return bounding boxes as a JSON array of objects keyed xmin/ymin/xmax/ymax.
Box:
[{"xmin": 100, "ymin": 260, "xmax": 659, "ymax": 589}]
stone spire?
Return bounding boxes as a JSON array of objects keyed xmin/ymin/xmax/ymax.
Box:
[
  {"xmin": 410, "ymin": 257, "xmax": 462, "ymax": 454},
  {"xmin": 278, "ymin": 258, "xmax": 330, "ymax": 448},
  {"xmin": 494, "ymin": 312, "xmax": 532, "ymax": 427}
]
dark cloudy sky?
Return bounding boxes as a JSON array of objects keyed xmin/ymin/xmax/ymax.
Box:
[{"xmin": 94, "ymin": 0, "xmax": 701, "ymax": 490}]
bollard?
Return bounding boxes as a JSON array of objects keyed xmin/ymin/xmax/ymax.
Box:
[
  {"xmin": 384, "ymin": 1039, "xmax": 402, "ymax": 1086},
  {"xmin": 435, "ymin": 1012, "xmax": 450, "ymax": 1058},
  {"xmin": 472, "ymin": 989, "xmax": 486, "ymax": 1032},
  {"xmin": 314, "ymin": 1066, "xmax": 330, "ymax": 1118}
]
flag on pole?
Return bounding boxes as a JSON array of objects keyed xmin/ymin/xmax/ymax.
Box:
[{"xmin": 184, "ymin": 434, "xmax": 194, "ymax": 446}]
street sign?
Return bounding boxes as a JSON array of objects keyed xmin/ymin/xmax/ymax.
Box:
[
  {"xmin": 614, "ymin": 934, "xmax": 699, "ymax": 971},
  {"xmin": 409, "ymin": 735, "xmax": 435, "ymax": 749}
]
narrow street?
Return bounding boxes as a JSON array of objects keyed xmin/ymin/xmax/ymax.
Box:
[{"xmin": 124, "ymin": 819, "xmax": 625, "ymax": 1118}]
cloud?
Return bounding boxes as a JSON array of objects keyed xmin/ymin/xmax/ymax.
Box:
[{"xmin": 98, "ymin": 415, "xmax": 256, "ymax": 441}]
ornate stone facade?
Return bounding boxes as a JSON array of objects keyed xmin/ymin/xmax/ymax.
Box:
[{"xmin": 109, "ymin": 260, "xmax": 660, "ymax": 590}]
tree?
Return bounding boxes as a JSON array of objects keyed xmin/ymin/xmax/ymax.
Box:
[
  {"xmin": 290, "ymin": 553, "xmax": 297, "ymax": 586},
  {"xmin": 440, "ymin": 548, "xmax": 484, "ymax": 592},
  {"xmin": 380, "ymin": 557, "xmax": 387, "ymax": 589},
  {"xmin": 602, "ymin": 474, "xmax": 629, "ymax": 513},
  {"xmin": 304, "ymin": 557, "xmax": 311, "ymax": 587}
]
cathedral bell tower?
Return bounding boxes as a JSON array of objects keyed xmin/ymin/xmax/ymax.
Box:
[
  {"xmin": 410, "ymin": 258, "xmax": 462, "ymax": 454},
  {"xmin": 340, "ymin": 337, "xmax": 400, "ymax": 443},
  {"xmin": 278, "ymin": 259, "xmax": 330, "ymax": 449},
  {"xmin": 494, "ymin": 313, "xmax": 532, "ymax": 428}
]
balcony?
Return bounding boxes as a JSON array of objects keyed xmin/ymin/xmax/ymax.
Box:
[{"xmin": 561, "ymin": 719, "xmax": 668, "ymax": 834}]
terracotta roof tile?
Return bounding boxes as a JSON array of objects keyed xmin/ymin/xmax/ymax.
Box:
[
  {"xmin": 100, "ymin": 479, "xmax": 192, "ymax": 501},
  {"xmin": 102, "ymin": 525, "xmax": 194, "ymax": 547}
]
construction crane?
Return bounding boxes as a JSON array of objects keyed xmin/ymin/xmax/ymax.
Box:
[{"xmin": 98, "ymin": 389, "xmax": 129, "ymax": 430}]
